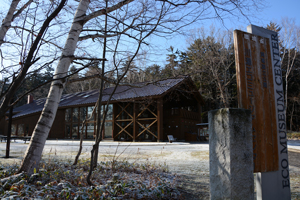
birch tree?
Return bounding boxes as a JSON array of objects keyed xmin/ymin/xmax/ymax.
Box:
[
  {"xmin": 17, "ymin": 0, "xmax": 264, "ymax": 174},
  {"xmin": 280, "ymin": 19, "xmax": 300, "ymax": 128},
  {"xmin": 0, "ymin": 0, "xmax": 68, "ymax": 118},
  {"xmin": 18, "ymin": 0, "xmax": 132, "ymax": 174},
  {"xmin": 0, "ymin": 0, "xmax": 33, "ymax": 46},
  {"xmin": 267, "ymin": 19, "xmax": 300, "ymax": 130}
]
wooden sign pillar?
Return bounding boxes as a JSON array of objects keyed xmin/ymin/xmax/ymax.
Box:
[
  {"xmin": 247, "ymin": 24, "xmax": 291, "ymax": 200},
  {"xmin": 234, "ymin": 25, "xmax": 291, "ymax": 200},
  {"xmin": 234, "ymin": 29, "xmax": 278, "ymax": 173}
]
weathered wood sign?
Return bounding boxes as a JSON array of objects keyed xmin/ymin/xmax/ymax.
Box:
[{"xmin": 233, "ymin": 30, "xmax": 279, "ymax": 173}]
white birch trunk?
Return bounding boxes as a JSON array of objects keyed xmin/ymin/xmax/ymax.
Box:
[
  {"xmin": 18, "ymin": 0, "xmax": 90, "ymax": 174},
  {"xmin": 0, "ymin": 0, "xmax": 20, "ymax": 45}
]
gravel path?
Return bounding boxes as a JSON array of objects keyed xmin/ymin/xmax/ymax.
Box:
[{"xmin": 1, "ymin": 140, "xmax": 300, "ymax": 199}]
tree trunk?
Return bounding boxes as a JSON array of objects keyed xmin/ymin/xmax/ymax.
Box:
[
  {"xmin": 0, "ymin": 0, "xmax": 63, "ymax": 119},
  {"xmin": 6, "ymin": 101, "xmax": 13, "ymax": 158},
  {"xmin": 289, "ymin": 100, "xmax": 295, "ymax": 131},
  {"xmin": 18, "ymin": 0, "xmax": 90, "ymax": 174},
  {"xmin": 0, "ymin": 0, "xmax": 20, "ymax": 45},
  {"xmin": 0, "ymin": 0, "xmax": 33, "ymax": 45}
]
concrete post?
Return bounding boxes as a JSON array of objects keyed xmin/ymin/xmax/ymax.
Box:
[{"xmin": 209, "ymin": 108, "xmax": 254, "ymax": 200}]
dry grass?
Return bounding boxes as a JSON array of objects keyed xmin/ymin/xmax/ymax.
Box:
[
  {"xmin": 190, "ymin": 151, "xmax": 209, "ymax": 160},
  {"xmin": 291, "ymin": 172, "xmax": 300, "ymax": 199},
  {"xmin": 288, "ymin": 132, "xmax": 300, "ymax": 140}
]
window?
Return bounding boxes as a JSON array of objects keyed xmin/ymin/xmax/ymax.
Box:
[
  {"xmin": 80, "ymin": 107, "xmax": 87, "ymax": 122},
  {"xmin": 65, "ymin": 104, "xmax": 114, "ymax": 139},
  {"xmin": 72, "ymin": 124, "xmax": 78, "ymax": 139},
  {"xmin": 87, "ymin": 106, "xmax": 95, "ymax": 121},
  {"xmin": 87, "ymin": 123, "xmax": 95, "ymax": 139},
  {"xmin": 66, "ymin": 125, "xmax": 71, "ymax": 139},
  {"xmin": 104, "ymin": 122, "xmax": 113, "ymax": 138},
  {"xmin": 18, "ymin": 124, "xmax": 24, "ymax": 136},
  {"xmin": 11, "ymin": 124, "xmax": 17, "ymax": 136},
  {"xmin": 65, "ymin": 108, "xmax": 71, "ymax": 122},
  {"xmin": 104, "ymin": 104, "xmax": 113, "ymax": 120},
  {"xmin": 73, "ymin": 108, "xmax": 79, "ymax": 123}
]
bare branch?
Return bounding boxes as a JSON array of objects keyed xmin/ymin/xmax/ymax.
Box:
[{"xmin": 83, "ymin": 0, "xmax": 134, "ymax": 23}]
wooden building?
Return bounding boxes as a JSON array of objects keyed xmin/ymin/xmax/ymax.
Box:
[{"xmin": 0, "ymin": 77, "xmax": 204, "ymax": 142}]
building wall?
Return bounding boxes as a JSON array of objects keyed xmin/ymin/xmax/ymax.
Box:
[
  {"xmin": 7, "ymin": 92, "xmax": 202, "ymax": 141},
  {"xmin": 49, "ymin": 109, "xmax": 65, "ymax": 139},
  {"xmin": 0, "ymin": 117, "xmax": 7, "ymax": 135},
  {"xmin": 10, "ymin": 113, "xmax": 40, "ymax": 136},
  {"xmin": 163, "ymin": 108, "xmax": 200, "ymax": 141},
  {"xmin": 6, "ymin": 109, "xmax": 65, "ymax": 139}
]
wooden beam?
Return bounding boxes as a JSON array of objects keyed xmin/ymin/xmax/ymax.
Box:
[
  {"xmin": 136, "ymin": 119, "xmax": 158, "ymax": 138},
  {"xmin": 115, "ymin": 119, "xmax": 133, "ymax": 122},
  {"xmin": 136, "ymin": 118, "xmax": 156, "ymax": 120},
  {"xmin": 157, "ymin": 98, "xmax": 163, "ymax": 142},
  {"xmin": 112, "ymin": 103, "xmax": 117, "ymax": 140},
  {"xmin": 114, "ymin": 121, "xmax": 133, "ymax": 139},
  {"xmin": 133, "ymin": 103, "xmax": 138, "ymax": 142},
  {"xmin": 115, "ymin": 103, "xmax": 133, "ymax": 120},
  {"xmin": 197, "ymin": 103, "xmax": 202, "ymax": 123},
  {"xmin": 136, "ymin": 101, "xmax": 154, "ymax": 118}
]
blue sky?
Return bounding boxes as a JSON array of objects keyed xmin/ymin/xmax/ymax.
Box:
[
  {"xmin": 262, "ymin": 0, "xmax": 300, "ymax": 24},
  {"xmin": 150, "ymin": 0, "xmax": 300, "ymax": 67}
]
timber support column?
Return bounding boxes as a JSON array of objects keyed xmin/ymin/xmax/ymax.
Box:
[
  {"xmin": 197, "ymin": 103, "xmax": 202, "ymax": 123},
  {"xmin": 112, "ymin": 103, "xmax": 117, "ymax": 140},
  {"xmin": 209, "ymin": 108, "xmax": 254, "ymax": 200},
  {"xmin": 157, "ymin": 98, "xmax": 163, "ymax": 142},
  {"xmin": 133, "ymin": 103, "xmax": 138, "ymax": 142}
]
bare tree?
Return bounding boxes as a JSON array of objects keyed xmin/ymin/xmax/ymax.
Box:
[
  {"xmin": 16, "ymin": 0, "xmax": 264, "ymax": 175},
  {"xmin": 0, "ymin": 0, "xmax": 67, "ymax": 118},
  {"xmin": 0, "ymin": 0, "xmax": 33, "ymax": 46},
  {"xmin": 186, "ymin": 26, "xmax": 236, "ymax": 108},
  {"xmin": 267, "ymin": 19, "xmax": 300, "ymax": 130},
  {"xmin": 280, "ymin": 19, "xmax": 300, "ymax": 130}
]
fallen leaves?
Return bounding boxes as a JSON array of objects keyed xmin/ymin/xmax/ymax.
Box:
[{"xmin": 0, "ymin": 159, "xmax": 182, "ymax": 199}]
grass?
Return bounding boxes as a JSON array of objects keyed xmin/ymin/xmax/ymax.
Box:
[
  {"xmin": 0, "ymin": 143, "xmax": 184, "ymax": 199},
  {"xmin": 290, "ymin": 172, "xmax": 300, "ymax": 200},
  {"xmin": 287, "ymin": 132, "xmax": 300, "ymax": 140},
  {"xmin": 0, "ymin": 159, "xmax": 182, "ymax": 199},
  {"xmin": 190, "ymin": 151, "xmax": 209, "ymax": 160}
]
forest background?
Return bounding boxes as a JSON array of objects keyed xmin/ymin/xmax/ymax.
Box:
[{"xmin": 3, "ymin": 22, "xmax": 299, "ymax": 131}]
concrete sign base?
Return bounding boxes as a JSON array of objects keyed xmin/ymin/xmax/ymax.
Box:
[{"xmin": 209, "ymin": 108, "xmax": 253, "ymax": 200}]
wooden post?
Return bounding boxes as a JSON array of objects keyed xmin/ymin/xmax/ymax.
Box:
[
  {"xmin": 133, "ymin": 103, "xmax": 138, "ymax": 142},
  {"xmin": 234, "ymin": 30, "xmax": 278, "ymax": 173},
  {"xmin": 197, "ymin": 103, "xmax": 202, "ymax": 123},
  {"xmin": 112, "ymin": 103, "xmax": 117, "ymax": 140},
  {"xmin": 247, "ymin": 24, "xmax": 291, "ymax": 200},
  {"xmin": 157, "ymin": 98, "xmax": 163, "ymax": 142}
]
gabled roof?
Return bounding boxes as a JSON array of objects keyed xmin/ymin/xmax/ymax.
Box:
[{"xmin": 12, "ymin": 76, "xmax": 201, "ymax": 119}]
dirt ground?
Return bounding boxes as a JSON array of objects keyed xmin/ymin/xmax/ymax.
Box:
[
  {"xmin": 178, "ymin": 148, "xmax": 300, "ymax": 200},
  {"xmin": 0, "ymin": 141, "xmax": 300, "ymax": 199}
]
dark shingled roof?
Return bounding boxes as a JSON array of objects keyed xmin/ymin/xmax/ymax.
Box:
[{"xmin": 12, "ymin": 77, "xmax": 193, "ymax": 119}]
